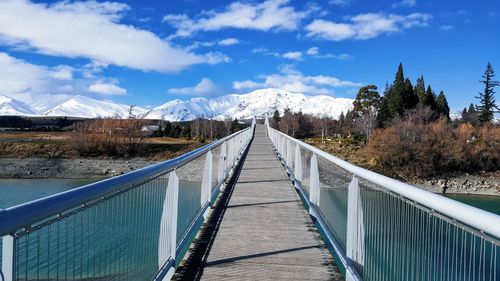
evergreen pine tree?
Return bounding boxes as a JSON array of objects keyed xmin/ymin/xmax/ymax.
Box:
[
  {"xmin": 461, "ymin": 107, "xmax": 468, "ymax": 121},
  {"xmin": 463, "ymin": 103, "xmax": 479, "ymax": 125},
  {"xmin": 436, "ymin": 91, "xmax": 450, "ymax": 120},
  {"xmin": 376, "ymin": 83, "xmax": 392, "ymax": 127},
  {"xmin": 376, "ymin": 97, "xmax": 390, "ymax": 128},
  {"xmin": 404, "ymin": 78, "xmax": 418, "ymax": 109},
  {"xmin": 476, "ymin": 63, "xmax": 499, "ymax": 124},
  {"xmin": 468, "ymin": 103, "xmax": 476, "ymax": 114},
  {"xmin": 387, "ymin": 63, "xmax": 406, "ymax": 116},
  {"xmin": 272, "ymin": 109, "xmax": 280, "ymax": 123},
  {"xmin": 421, "ymin": 85, "xmax": 437, "ymax": 110},
  {"xmin": 414, "ymin": 76, "xmax": 426, "ymax": 104}
]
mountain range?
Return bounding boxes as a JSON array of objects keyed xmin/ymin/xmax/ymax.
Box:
[{"xmin": 0, "ymin": 88, "xmax": 354, "ymax": 121}]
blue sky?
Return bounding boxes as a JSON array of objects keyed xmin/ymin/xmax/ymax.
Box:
[{"xmin": 0, "ymin": 0, "xmax": 499, "ymax": 113}]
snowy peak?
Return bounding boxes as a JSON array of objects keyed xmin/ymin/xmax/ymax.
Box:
[
  {"xmin": 43, "ymin": 95, "xmax": 147, "ymax": 118},
  {"xmin": 145, "ymin": 88, "xmax": 354, "ymax": 121},
  {"xmin": 0, "ymin": 88, "xmax": 354, "ymax": 121},
  {"xmin": 0, "ymin": 95, "xmax": 40, "ymax": 116}
]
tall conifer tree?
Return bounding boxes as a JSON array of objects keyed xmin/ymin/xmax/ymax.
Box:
[
  {"xmin": 476, "ymin": 63, "xmax": 499, "ymax": 124},
  {"xmin": 436, "ymin": 91, "xmax": 450, "ymax": 120}
]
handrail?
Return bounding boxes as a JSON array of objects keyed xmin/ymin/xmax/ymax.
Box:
[
  {"xmin": 268, "ymin": 126, "xmax": 500, "ymax": 239},
  {"xmin": 0, "ymin": 127, "xmax": 252, "ymax": 237}
]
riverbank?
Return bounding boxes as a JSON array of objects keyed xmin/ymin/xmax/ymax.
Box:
[
  {"xmin": 0, "ymin": 158, "xmax": 158, "ymax": 179},
  {"xmin": 1, "ymin": 157, "xmax": 498, "ymax": 196},
  {"xmin": 307, "ymin": 139, "xmax": 500, "ymax": 196},
  {"xmin": 414, "ymin": 171, "xmax": 500, "ymax": 195}
]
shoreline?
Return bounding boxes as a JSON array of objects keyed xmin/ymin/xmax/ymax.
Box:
[
  {"xmin": 0, "ymin": 157, "xmax": 159, "ymax": 179},
  {"xmin": 413, "ymin": 171, "xmax": 500, "ymax": 196},
  {"xmin": 0, "ymin": 157, "xmax": 498, "ymax": 196}
]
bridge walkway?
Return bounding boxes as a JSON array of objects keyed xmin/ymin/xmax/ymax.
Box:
[{"xmin": 174, "ymin": 125, "xmax": 340, "ymax": 280}]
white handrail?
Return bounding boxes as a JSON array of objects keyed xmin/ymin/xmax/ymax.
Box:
[{"xmin": 267, "ymin": 126, "xmax": 500, "ymax": 239}]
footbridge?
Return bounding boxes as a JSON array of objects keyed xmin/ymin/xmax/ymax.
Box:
[{"xmin": 1, "ymin": 119, "xmax": 499, "ymax": 281}]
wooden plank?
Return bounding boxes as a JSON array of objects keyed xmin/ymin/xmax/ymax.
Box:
[{"xmin": 174, "ymin": 125, "xmax": 341, "ymax": 280}]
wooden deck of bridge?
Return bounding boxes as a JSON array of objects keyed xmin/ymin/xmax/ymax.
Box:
[{"xmin": 174, "ymin": 125, "xmax": 340, "ymax": 280}]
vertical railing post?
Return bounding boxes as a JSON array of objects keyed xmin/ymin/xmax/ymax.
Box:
[
  {"xmin": 294, "ymin": 143, "xmax": 302, "ymax": 182},
  {"xmin": 2, "ymin": 234, "xmax": 14, "ymax": 281},
  {"xmin": 227, "ymin": 139, "xmax": 233, "ymax": 171},
  {"xmin": 158, "ymin": 170, "xmax": 179, "ymax": 281},
  {"xmin": 201, "ymin": 150, "xmax": 213, "ymax": 215},
  {"xmin": 280, "ymin": 135, "xmax": 286, "ymax": 162},
  {"xmin": 286, "ymin": 139, "xmax": 293, "ymax": 169},
  {"xmin": 346, "ymin": 176, "xmax": 365, "ymax": 270},
  {"xmin": 218, "ymin": 142, "xmax": 227, "ymax": 188},
  {"xmin": 309, "ymin": 153, "xmax": 320, "ymax": 215}
]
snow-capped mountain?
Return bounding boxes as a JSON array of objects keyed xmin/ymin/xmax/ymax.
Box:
[
  {"xmin": 0, "ymin": 95, "xmax": 40, "ymax": 116},
  {"xmin": 146, "ymin": 88, "xmax": 354, "ymax": 121},
  {"xmin": 43, "ymin": 95, "xmax": 148, "ymax": 118},
  {"xmin": 0, "ymin": 89, "xmax": 354, "ymax": 120}
]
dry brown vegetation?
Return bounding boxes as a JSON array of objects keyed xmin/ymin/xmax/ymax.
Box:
[
  {"xmin": 69, "ymin": 118, "xmax": 146, "ymax": 157},
  {"xmin": 366, "ymin": 119, "xmax": 500, "ymax": 180}
]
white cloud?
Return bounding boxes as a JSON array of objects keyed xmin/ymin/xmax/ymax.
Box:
[
  {"xmin": 282, "ymin": 51, "xmax": 303, "ymax": 60},
  {"xmin": 233, "ymin": 65, "xmax": 361, "ymax": 95},
  {"xmin": 306, "ymin": 12, "xmax": 432, "ymax": 41},
  {"xmin": 392, "ymin": 0, "xmax": 417, "ymax": 8},
  {"xmin": 439, "ymin": 25, "xmax": 453, "ymax": 31},
  {"xmin": 167, "ymin": 78, "xmax": 223, "ymax": 96},
  {"xmin": 218, "ymin": 38, "xmax": 240, "ymax": 46},
  {"xmin": 50, "ymin": 65, "xmax": 74, "ymax": 80},
  {"xmin": 329, "ymin": 0, "xmax": 351, "ymax": 7},
  {"xmin": 306, "ymin": 47, "xmax": 319, "ymax": 56},
  {"xmin": 89, "ymin": 81, "xmax": 127, "ymax": 95},
  {"xmin": 163, "ymin": 0, "xmax": 311, "ymax": 38},
  {"xmin": 0, "ymin": 52, "xmax": 128, "ymax": 108},
  {"xmin": 0, "ymin": 0, "xmax": 226, "ymax": 72}
]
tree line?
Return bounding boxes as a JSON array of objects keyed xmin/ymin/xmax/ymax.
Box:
[{"xmin": 274, "ymin": 63, "xmax": 498, "ymax": 142}]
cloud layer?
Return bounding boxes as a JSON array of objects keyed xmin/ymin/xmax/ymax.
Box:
[
  {"xmin": 233, "ymin": 65, "xmax": 361, "ymax": 95},
  {"xmin": 0, "ymin": 0, "xmax": 226, "ymax": 72},
  {"xmin": 167, "ymin": 78, "xmax": 223, "ymax": 96},
  {"xmin": 0, "ymin": 52, "xmax": 128, "ymax": 109},
  {"xmin": 306, "ymin": 13, "xmax": 432, "ymax": 41},
  {"xmin": 163, "ymin": 0, "xmax": 310, "ymax": 38}
]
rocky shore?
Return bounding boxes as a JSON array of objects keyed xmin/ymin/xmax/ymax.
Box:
[
  {"xmin": 0, "ymin": 158, "xmax": 498, "ymax": 196},
  {"xmin": 414, "ymin": 171, "xmax": 500, "ymax": 195},
  {"xmin": 0, "ymin": 158, "xmax": 158, "ymax": 179}
]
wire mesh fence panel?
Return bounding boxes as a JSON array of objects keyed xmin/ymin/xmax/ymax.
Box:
[
  {"xmin": 176, "ymin": 153, "xmax": 205, "ymax": 242},
  {"xmin": 317, "ymin": 155, "xmax": 350, "ymax": 250},
  {"xmin": 300, "ymin": 149, "xmax": 313, "ymax": 196},
  {"xmin": 211, "ymin": 144, "xmax": 222, "ymax": 190},
  {"xmin": 360, "ymin": 180, "xmax": 500, "ymax": 281},
  {"xmin": 12, "ymin": 175, "xmax": 168, "ymax": 281}
]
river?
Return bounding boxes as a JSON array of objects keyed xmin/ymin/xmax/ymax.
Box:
[
  {"xmin": 0, "ymin": 179, "xmax": 498, "ymax": 280},
  {"xmin": 0, "ymin": 178, "xmax": 498, "ymax": 213}
]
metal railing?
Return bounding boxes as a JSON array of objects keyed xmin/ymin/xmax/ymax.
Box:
[
  {"xmin": 265, "ymin": 117, "xmax": 500, "ymax": 281},
  {"xmin": 0, "ymin": 121, "xmax": 255, "ymax": 281}
]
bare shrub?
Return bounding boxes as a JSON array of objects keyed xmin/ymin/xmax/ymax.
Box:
[
  {"xmin": 70, "ymin": 117, "xmax": 146, "ymax": 157},
  {"xmin": 367, "ymin": 113, "xmax": 500, "ymax": 179}
]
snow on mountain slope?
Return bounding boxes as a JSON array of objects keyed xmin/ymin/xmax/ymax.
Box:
[
  {"xmin": 145, "ymin": 88, "xmax": 354, "ymax": 121},
  {"xmin": 145, "ymin": 97, "xmax": 216, "ymax": 121},
  {"xmin": 1, "ymin": 88, "xmax": 354, "ymax": 120},
  {"xmin": 0, "ymin": 95, "xmax": 40, "ymax": 116},
  {"xmin": 43, "ymin": 95, "xmax": 147, "ymax": 118}
]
